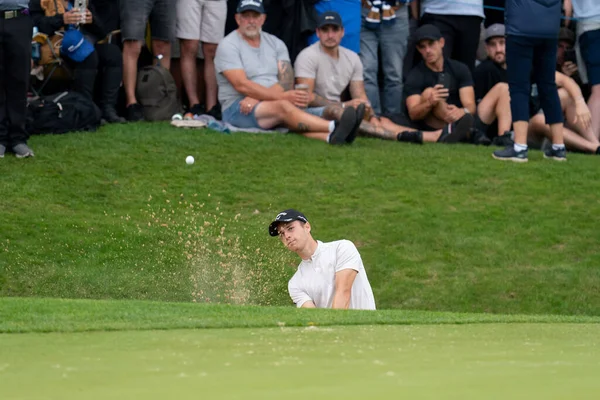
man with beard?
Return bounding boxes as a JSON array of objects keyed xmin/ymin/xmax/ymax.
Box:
[
  {"xmin": 215, "ymin": 0, "xmax": 362, "ymax": 144},
  {"xmin": 268, "ymin": 209, "xmax": 376, "ymax": 310}
]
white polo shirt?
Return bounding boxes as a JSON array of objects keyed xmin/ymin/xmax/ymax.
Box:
[{"xmin": 288, "ymin": 240, "xmax": 376, "ymax": 310}]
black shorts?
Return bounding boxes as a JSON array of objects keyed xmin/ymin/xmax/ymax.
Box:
[
  {"xmin": 120, "ymin": 0, "xmax": 175, "ymax": 42},
  {"xmin": 384, "ymin": 112, "xmax": 436, "ymax": 131}
]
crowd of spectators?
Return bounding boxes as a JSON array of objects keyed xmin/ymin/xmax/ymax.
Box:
[{"xmin": 1, "ymin": 0, "xmax": 599, "ymax": 159}]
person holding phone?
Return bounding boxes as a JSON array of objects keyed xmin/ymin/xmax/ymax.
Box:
[
  {"xmin": 400, "ymin": 24, "xmax": 475, "ymax": 142},
  {"xmin": 31, "ymin": 0, "xmax": 125, "ymax": 123}
]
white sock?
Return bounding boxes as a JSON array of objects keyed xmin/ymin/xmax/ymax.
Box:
[
  {"xmin": 552, "ymin": 143, "xmax": 566, "ymax": 150},
  {"xmin": 327, "ymin": 132, "xmax": 333, "ymax": 143},
  {"xmin": 514, "ymin": 143, "xmax": 528, "ymax": 152},
  {"xmin": 328, "ymin": 121, "xmax": 336, "ymax": 133}
]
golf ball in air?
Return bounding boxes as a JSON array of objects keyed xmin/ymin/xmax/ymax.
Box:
[{"xmin": 186, "ymin": 156, "xmax": 194, "ymax": 165}]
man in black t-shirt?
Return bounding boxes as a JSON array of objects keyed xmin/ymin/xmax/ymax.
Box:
[{"xmin": 400, "ymin": 24, "xmax": 475, "ymax": 140}]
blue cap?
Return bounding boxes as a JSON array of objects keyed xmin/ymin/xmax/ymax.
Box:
[
  {"xmin": 317, "ymin": 11, "xmax": 343, "ymax": 29},
  {"xmin": 61, "ymin": 30, "xmax": 94, "ymax": 62},
  {"xmin": 237, "ymin": 0, "xmax": 265, "ymax": 14}
]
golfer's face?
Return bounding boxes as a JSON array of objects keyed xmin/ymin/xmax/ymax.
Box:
[{"xmin": 278, "ymin": 221, "xmax": 308, "ymax": 251}]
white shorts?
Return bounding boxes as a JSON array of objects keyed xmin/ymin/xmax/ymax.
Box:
[{"xmin": 176, "ymin": 0, "xmax": 227, "ymax": 44}]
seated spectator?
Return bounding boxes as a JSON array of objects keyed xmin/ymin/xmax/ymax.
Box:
[
  {"xmin": 295, "ymin": 11, "xmax": 465, "ymax": 145},
  {"xmin": 557, "ymin": 27, "xmax": 578, "ymax": 78},
  {"xmin": 31, "ymin": 0, "xmax": 125, "ymax": 123},
  {"xmin": 415, "ymin": 0, "xmax": 485, "ymax": 72},
  {"xmin": 529, "ymin": 72, "xmax": 598, "ymax": 154},
  {"xmin": 564, "ymin": 0, "xmax": 600, "ymax": 142},
  {"xmin": 400, "ymin": 25, "xmax": 475, "ymax": 142},
  {"xmin": 307, "ymin": 0, "xmax": 362, "ymax": 54},
  {"xmin": 472, "ymin": 24, "xmax": 514, "ymax": 145},
  {"xmin": 214, "ymin": 0, "xmax": 362, "ymax": 144},
  {"xmin": 176, "ymin": 0, "xmax": 227, "ymax": 117},
  {"xmin": 120, "ymin": 0, "xmax": 175, "ymax": 121}
]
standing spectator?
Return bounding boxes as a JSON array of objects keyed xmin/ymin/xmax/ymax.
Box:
[
  {"xmin": 120, "ymin": 0, "xmax": 175, "ymax": 121},
  {"xmin": 0, "ymin": 0, "xmax": 34, "ymax": 158},
  {"xmin": 564, "ymin": 0, "xmax": 600, "ymax": 141},
  {"xmin": 176, "ymin": 0, "xmax": 227, "ymax": 117},
  {"xmin": 360, "ymin": 1, "xmax": 411, "ymax": 117},
  {"xmin": 415, "ymin": 0, "xmax": 485, "ymax": 72},
  {"xmin": 493, "ymin": 0, "xmax": 566, "ymax": 162}
]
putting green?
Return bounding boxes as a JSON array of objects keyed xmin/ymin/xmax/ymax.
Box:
[{"xmin": 1, "ymin": 324, "xmax": 598, "ymax": 399}]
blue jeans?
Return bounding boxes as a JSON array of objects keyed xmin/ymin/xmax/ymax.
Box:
[
  {"xmin": 360, "ymin": 6, "xmax": 409, "ymax": 116},
  {"xmin": 506, "ymin": 35, "xmax": 563, "ymax": 124}
]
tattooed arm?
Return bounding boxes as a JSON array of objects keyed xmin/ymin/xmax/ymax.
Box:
[
  {"xmin": 295, "ymin": 77, "xmax": 338, "ymax": 107},
  {"xmin": 277, "ymin": 60, "xmax": 295, "ymax": 92},
  {"xmin": 349, "ymin": 81, "xmax": 369, "ymax": 103}
]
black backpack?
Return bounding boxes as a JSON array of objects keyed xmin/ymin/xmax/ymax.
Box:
[
  {"xmin": 136, "ymin": 64, "xmax": 181, "ymax": 121},
  {"xmin": 27, "ymin": 91, "xmax": 102, "ymax": 135}
]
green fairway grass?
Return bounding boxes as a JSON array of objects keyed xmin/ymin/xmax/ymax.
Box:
[
  {"xmin": 2, "ymin": 323, "xmax": 599, "ymax": 400},
  {"xmin": 1, "ymin": 123, "xmax": 600, "ymax": 314}
]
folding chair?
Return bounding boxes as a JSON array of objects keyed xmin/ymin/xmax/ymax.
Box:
[{"xmin": 31, "ymin": 31, "xmax": 73, "ymax": 97}]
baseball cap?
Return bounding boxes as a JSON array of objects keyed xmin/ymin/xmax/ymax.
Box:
[
  {"xmin": 236, "ymin": 0, "xmax": 265, "ymax": 14},
  {"xmin": 268, "ymin": 209, "xmax": 309, "ymax": 237},
  {"xmin": 414, "ymin": 24, "xmax": 443, "ymax": 43},
  {"xmin": 61, "ymin": 29, "xmax": 94, "ymax": 62},
  {"xmin": 559, "ymin": 27, "xmax": 575, "ymax": 45},
  {"xmin": 484, "ymin": 24, "xmax": 505, "ymax": 42},
  {"xmin": 317, "ymin": 11, "xmax": 343, "ymax": 29}
]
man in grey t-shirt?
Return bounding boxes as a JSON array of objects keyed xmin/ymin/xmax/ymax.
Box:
[{"xmin": 214, "ymin": 0, "xmax": 362, "ymax": 145}]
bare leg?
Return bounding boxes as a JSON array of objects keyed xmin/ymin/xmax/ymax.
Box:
[
  {"xmin": 379, "ymin": 117, "xmax": 443, "ymax": 142},
  {"xmin": 180, "ymin": 39, "xmax": 200, "ymax": 106},
  {"xmin": 122, "ymin": 40, "xmax": 142, "ymax": 106},
  {"xmin": 323, "ymin": 105, "xmax": 399, "ymax": 140},
  {"xmin": 478, "ymin": 83, "xmax": 512, "ymax": 133},
  {"xmin": 152, "ymin": 40, "xmax": 171, "ymax": 70},
  {"xmin": 202, "ymin": 42, "xmax": 218, "ymax": 110},
  {"xmin": 530, "ymin": 112, "xmax": 597, "ymax": 153},
  {"xmin": 254, "ymin": 100, "xmax": 332, "ymax": 133},
  {"xmin": 169, "ymin": 58, "xmax": 183, "ymax": 103},
  {"xmin": 588, "ymin": 85, "xmax": 600, "ymax": 140},
  {"xmin": 561, "ymin": 90, "xmax": 600, "ymax": 146}
]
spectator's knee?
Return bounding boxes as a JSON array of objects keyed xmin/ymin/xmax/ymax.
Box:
[
  {"xmin": 180, "ymin": 40, "xmax": 199, "ymax": 57},
  {"xmin": 123, "ymin": 40, "xmax": 142, "ymax": 57},
  {"xmin": 202, "ymin": 43, "xmax": 218, "ymax": 59},
  {"xmin": 278, "ymin": 100, "xmax": 294, "ymax": 113}
]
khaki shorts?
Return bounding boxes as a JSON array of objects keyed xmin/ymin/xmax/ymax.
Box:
[{"xmin": 176, "ymin": 0, "xmax": 227, "ymax": 44}]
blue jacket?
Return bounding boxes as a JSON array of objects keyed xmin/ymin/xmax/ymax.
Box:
[{"xmin": 505, "ymin": 0, "xmax": 562, "ymax": 39}]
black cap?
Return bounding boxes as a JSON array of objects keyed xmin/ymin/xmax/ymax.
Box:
[
  {"xmin": 236, "ymin": 0, "xmax": 265, "ymax": 14},
  {"xmin": 414, "ymin": 24, "xmax": 443, "ymax": 43},
  {"xmin": 559, "ymin": 27, "xmax": 575, "ymax": 45},
  {"xmin": 317, "ymin": 11, "xmax": 343, "ymax": 29},
  {"xmin": 268, "ymin": 209, "xmax": 308, "ymax": 237}
]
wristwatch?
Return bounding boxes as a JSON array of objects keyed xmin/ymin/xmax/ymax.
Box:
[{"xmin": 463, "ymin": 108, "xmax": 470, "ymax": 114}]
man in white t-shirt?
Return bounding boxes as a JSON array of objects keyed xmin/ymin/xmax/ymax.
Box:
[{"xmin": 268, "ymin": 209, "xmax": 376, "ymax": 310}]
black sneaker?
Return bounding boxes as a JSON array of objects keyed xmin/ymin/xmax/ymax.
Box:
[
  {"xmin": 126, "ymin": 103, "xmax": 144, "ymax": 122},
  {"xmin": 329, "ymin": 106, "xmax": 357, "ymax": 145},
  {"xmin": 346, "ymin": 103, "xmax": 365, "ymax": 144},
  {"xmin": 102, "ymin": 107, "xmax": 126, "ymax": 124},
  {"xmin": 437, "ymin": 114, "xmax": 474, "ymax": 144},
  {"xmin": 492, "ymin": 131, "xmax": 515, "ymax": 147},
  {"xmin": 543, "ymin": 146, "xmax": 567, "ymax": 161},
  {"xmin": 397, "ymin": 130, "xmax": 423, "ymax": 144},
  {"xmin": 492, "ymin": 145, "xmax": 528, "ymax": 162},
  {"xmin": 189, "ymin": 103, "xmax": 206, "ymax": 116},
  {"xmin": 472, "ymin": 129, "xmax": 492, "ymax": 146},
  {"xmin": 206, "ymin": 104, "xmax": 222, "ymax": 120}
]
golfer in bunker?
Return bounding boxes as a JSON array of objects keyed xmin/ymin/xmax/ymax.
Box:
[{"xmin": 269, "ymin": 209, "xmax": 376, "ymax": 310}]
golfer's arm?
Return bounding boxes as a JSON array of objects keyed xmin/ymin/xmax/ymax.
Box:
[
  {"xmin": 223, "ymin": 69, "xmax": 285, "ymax": 101},
  {"xmin": 332, "ymin": 269, "xmax": 358, "ymax": 309}
]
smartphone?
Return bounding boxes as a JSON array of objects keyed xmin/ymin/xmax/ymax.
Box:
[
  {"xmin": 437, "ymin": 72, "xmax": 449, "ymax": 89},
  {"xmin": 564, "ymin": 48, "xmax": 577, "ymax": 64}
]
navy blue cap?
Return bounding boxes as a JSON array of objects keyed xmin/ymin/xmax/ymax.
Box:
[
  {"xmin": 317, "ymin": 11, "xmax": 343, "ymax": 29},
  {"xmin": 237, "ymin": 0, "xmax": 265, "ymax": 14},
  {"xmin": 269, "ymin": 209, "xmax": 309, "ymax": 237},
  {"xmin": 414, "ymin": 24, "xmax": 443, "ymax": 43}
]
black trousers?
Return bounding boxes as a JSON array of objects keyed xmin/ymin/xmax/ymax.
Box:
[
  {"xmin": 0, "ymin": 11, "xmax": 32, "ymax": 147},
  {"xmin": 420, "ymin": 13, "xmax": 483, "ymax": 73}
]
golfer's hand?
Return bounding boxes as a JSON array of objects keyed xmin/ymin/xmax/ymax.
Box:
[
  {"xmin": 573, "ymin": 98, "xmax": 592, "ymax": 130},
  {"xmin": 240, "ymin": 97, "xmax": 259, "ymax": 115}
]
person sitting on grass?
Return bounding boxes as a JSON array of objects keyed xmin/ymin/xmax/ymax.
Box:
[
  {"xmin": 294, "ymin": 11, "xmax": 468, "ymax": 145},
  {"xmin": 268, "ymin": 209, "xmax": 376, "ymax": 310},
  {"xmin": 214, "ymin": 0, "xmax": 363, "ymax": 145}
]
